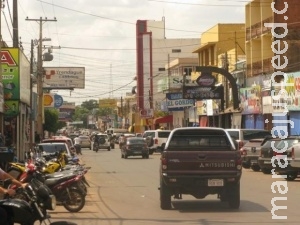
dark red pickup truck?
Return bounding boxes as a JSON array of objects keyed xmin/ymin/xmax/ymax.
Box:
[{"xmin": 159, "ymin": 127, "xmax": 242, "ymax": 210}]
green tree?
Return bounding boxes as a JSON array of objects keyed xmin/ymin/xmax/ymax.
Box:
[
  {"xmin": 72, "ymin": 106, "xmax": 90, "ymax": 128},
  {"xmin": 81, "ymin": 99, "xmax": 99, "ymax": 111},
  {"xmin": 43, "ymin": 108, "xmax": 65, "ymax": 133}
]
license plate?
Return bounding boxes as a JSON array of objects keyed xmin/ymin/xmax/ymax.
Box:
[
  {"xmin": 208, "ymin": 179, "xmax": 224, "ymax": 187},
  {"xmin": 264, "ymin": 161, "xmax": 271, "ymax": 164},
  {"xmin": 251, "ymin": 160, "xmax": 257, "ymax": 163}
]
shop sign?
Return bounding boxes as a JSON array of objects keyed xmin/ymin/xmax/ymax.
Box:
[
  {"xmin": 2, "ymin": 48, "xmax": 20, "ymax": 100},
  {"xmin": 182, "ymin": 86, "xmax": 224, "ymax": 100},
  {"xmin": 166, "ymin": 92, "xmax": 194, "ymax": 109},
  {"xmin": 196, "ymin": 72, "xmax": 216, "ymax": 87}
]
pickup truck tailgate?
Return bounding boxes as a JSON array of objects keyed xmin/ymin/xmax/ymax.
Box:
[{"xmin": 162, "ymin": 150, "xmax": 240, "ymax": 175}]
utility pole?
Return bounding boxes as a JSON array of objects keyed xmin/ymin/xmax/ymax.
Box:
[
  {"xmin": 12, "ymin": 0, "xmax": 18, "ymax": 47},
  {"xmin": 0, "ymin": 1, "xmax": 4, "ymax": 135},
  {"xmin": 25, "ymin": 17, "xmax": 57, "ymax": 140}
]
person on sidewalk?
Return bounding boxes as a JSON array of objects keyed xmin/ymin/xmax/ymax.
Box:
[{"xmin": 73, "ymin": 135, "xmax": 82, "ymax": 155}]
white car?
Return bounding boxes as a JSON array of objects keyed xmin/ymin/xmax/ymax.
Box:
[{"xmin": 142, "ymin": 130, "xmax": 171, "ymax": 154}]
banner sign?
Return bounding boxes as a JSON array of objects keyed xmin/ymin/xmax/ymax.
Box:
[
  {"xmin": 182, "ymin": 86, "xmax": 224, "ymax": 100},
  {"xmin": 2, "ymin": 48, "xmax": 20, "ymax": 100},
  {"xmin": 166, "ymin": 93, "xmax": 194, "ymax": 109},
  {"xmin": 43, "ymin": 67, "xmax": 85, "ymax": 89}
]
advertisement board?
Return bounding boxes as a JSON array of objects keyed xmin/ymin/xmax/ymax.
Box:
[
  {"xmin": 43, "ymin": 67, "xmax": 85, "ymax": 89},
  {"xmin": 4, "ymin": 100, "xmax": 19, "ymax": 117},
  {"xmin": 44, "ymin": 94, "xmax": 64, "ymax": 108},
  {"xmin": 2, "ymin": 48, "xmax": 20, "ymax": 100},
  {"xmin": 99, "ymin": 99, "xmax": 117, "ymax": 108}
]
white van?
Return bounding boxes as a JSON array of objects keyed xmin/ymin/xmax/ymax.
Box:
[{"xmin": 142, "ymin": 130, "xmax": 171, "ymax": 154}]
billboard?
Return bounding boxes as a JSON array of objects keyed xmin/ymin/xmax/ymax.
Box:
[{"xmin": 43, "ymin": 67, "xmax": 85, "ymax": 89}]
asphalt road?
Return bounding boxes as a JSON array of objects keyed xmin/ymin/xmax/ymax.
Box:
[{"xmin": 48, "ymin": 147, "xmax": 299, "ymax": 225}]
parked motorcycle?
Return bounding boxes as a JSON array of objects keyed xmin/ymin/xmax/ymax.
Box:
[
  {"xmin": 13, "ymin": 163, "xmax": 87, "ymax": 213},
  {"xmin": 0, "ymin": 178, "xmax": 77, "ymax": 225}
]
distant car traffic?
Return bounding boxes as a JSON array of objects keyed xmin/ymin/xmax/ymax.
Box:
[{"xmin": 121, "ymin": 137, "xmax": 149, "ymax": 159}]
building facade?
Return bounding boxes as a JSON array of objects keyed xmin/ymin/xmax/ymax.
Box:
[{"xmin": 245, "ymin": 0, "xmax": 300, "ymax": 133}]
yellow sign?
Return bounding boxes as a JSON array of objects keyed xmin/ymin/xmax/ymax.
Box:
[{"xmin": 99, "ymin": 99, "xmax": 117, "ymax": 108}]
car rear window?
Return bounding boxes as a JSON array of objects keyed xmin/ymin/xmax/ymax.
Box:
[
  {"xmin": 143, "ymin": 132, "xmax": 155, "ymax": 138},
  {"xmin": 158, "ymin": 131, "xmax": 171, "ymax": 138},
  {"xmin": 128, "ymin": 139, "xmax": 146, "ymax": 144},
  {"xmin": 242, "ymin": 130, "xmax": 271, "ymax": 140},
  {"xmin": 168, "ymin": 130, "xmax": 232, "ymax": 150},
  {"xmin": 261, "ymin": 139, "xmax": 281, "ymax": 148},
  {"xmin": 39, "ymin": 144, "xmax": 67, "ymax": 153},
  {"xmin": 227, "ymin": 131, "xmax": 239, "ymax": 140}
]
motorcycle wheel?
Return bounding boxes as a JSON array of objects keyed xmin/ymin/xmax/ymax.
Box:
[{"xmin": 63, "ymin": 189, "xmax": 85, "ymax": 212}]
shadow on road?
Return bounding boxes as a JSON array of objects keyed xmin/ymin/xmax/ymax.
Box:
[{"xmin": 172, "ymin": 199, "xmax": 269, "ymax": 213}]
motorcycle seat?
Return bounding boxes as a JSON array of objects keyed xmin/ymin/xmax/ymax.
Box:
[{"xmin": 44, "ymin": 173, "xmax": 77, "ymax": 187}]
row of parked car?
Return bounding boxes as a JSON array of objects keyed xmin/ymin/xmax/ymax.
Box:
[{"xmin": 234, "ymin": 130, "xmax": 300, "ymax": 181}]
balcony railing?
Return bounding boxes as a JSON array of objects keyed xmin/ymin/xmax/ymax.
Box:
[{"xmin": 246, "ymin": 16, "xmax": 273, "ymax": 41}]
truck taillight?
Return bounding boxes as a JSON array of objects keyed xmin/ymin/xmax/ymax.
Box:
[
  {"xmin": 292, "ymin": 148, "xmax": 295, "ymax": 159},
  {"xmin": 273, "ymin": 151, "xmax": 283, "ymax": 156},
  {"xmin": 161, "ymin": 157, "xmax": 167, "ymax": 169},
  {"xmin": 154, "ymin": 138, "xmax": 158, "ymax": 144},
  {"xmin": 236, "ymin": 153, "xmax": 242, "ymax": 170}
]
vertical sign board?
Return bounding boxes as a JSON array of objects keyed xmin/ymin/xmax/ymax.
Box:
[{"xmin": 2, "ymin": 48, "xmax": 20, "ymax": 117}]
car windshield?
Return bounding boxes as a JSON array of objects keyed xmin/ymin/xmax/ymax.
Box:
[{"xmin": 38, "ymin": 144, "xmax": 67, "ymax": 154}]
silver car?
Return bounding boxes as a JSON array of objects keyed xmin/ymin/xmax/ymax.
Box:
[{"xmin": 93, "ymin": 134, "xmax": 111, "ymax": 151}]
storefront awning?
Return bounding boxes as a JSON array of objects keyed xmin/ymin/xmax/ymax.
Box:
[{"xmin": 154, "ymin": 115, "xmax": 173, "ymax": 124}]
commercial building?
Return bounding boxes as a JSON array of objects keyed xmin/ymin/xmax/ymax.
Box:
[
  {"xmin": 245, "ymin": 0, "xmax": 300, "ymax": 133},
  {"xmin": 193, "ymin": 23, "xmax": 246, "ymax": 128},
  {"xmin": 135, "ymin": 19, "xmax": 200, "ymax": 132}
]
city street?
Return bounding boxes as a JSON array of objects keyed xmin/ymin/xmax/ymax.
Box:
[{"xmin": 49, "ymin": 147, "xmax": 299, "ymax": 225}]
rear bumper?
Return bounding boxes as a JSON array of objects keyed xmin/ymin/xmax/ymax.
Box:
[
  {"xmin": 241, "ymin": 156, "xmax": 259, "ymax": 166},
  {"xmin": 258, "ymin": 158, "xmax": 273, "ymax": 170},
  {"xmin": 125, "ymin": 149, "xmax": 149, "ymax": 156}
]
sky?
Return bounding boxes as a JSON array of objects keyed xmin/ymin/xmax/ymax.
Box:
[{"xmin": 1, "ymin": 0, "xmax": 247, "ymax": 105}]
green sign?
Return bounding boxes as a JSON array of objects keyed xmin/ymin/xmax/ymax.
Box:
[
  {"xmin": 4, "ymin": 100, "xmax": 19, "ymax": 117},
  {"xmin": 2, "ymin": 48, "xmax": 20, "ymax": 100}
]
